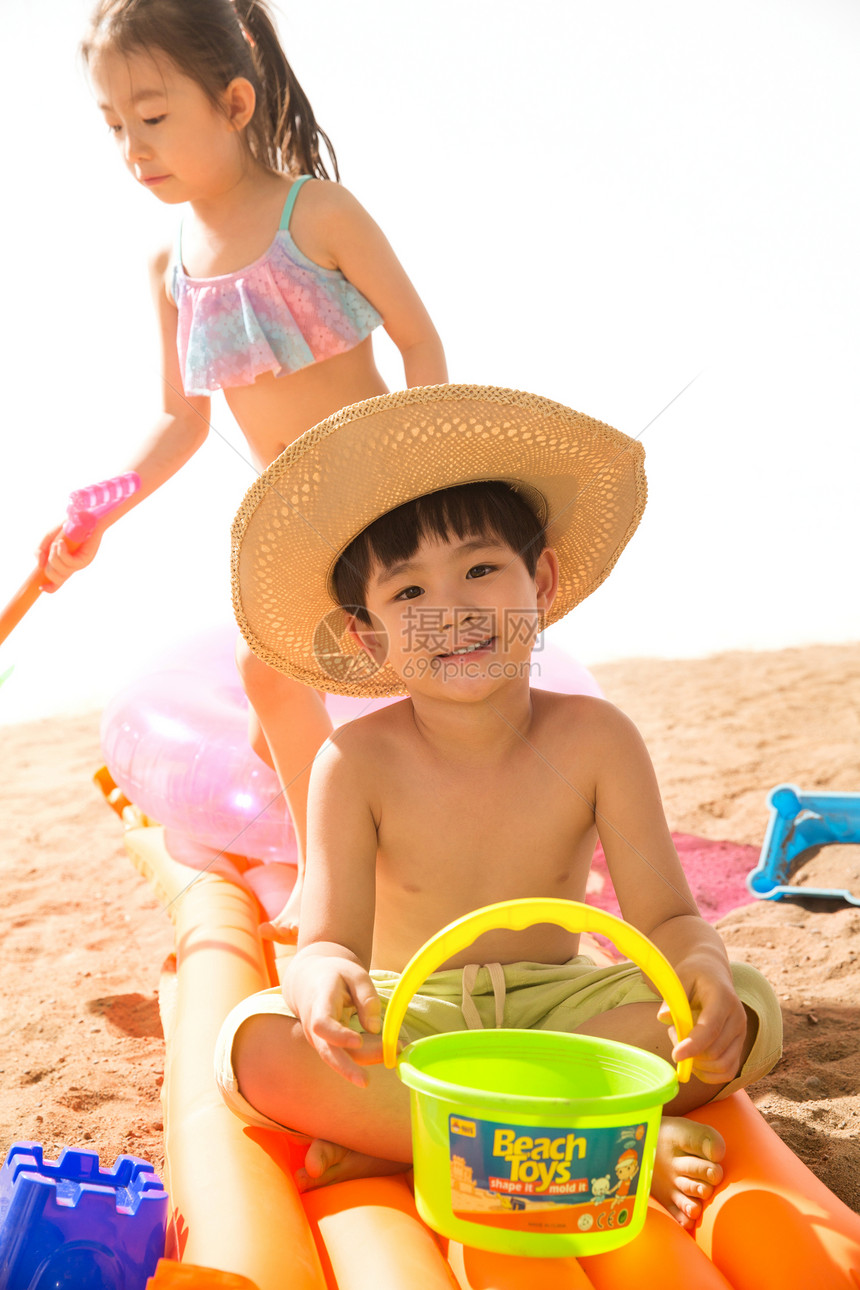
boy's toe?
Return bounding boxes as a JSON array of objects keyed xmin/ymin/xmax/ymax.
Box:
[
  {"xmin": 296, "ymin": 1138, "xmax": 349, "ymax": 1190},
  {"xmin": 674, "ymin": 1152, "xmax": 723, "ymax": 1191},
  {"xmin": 662, "ymin": 1191, "xmax": 702, "ymax": 1229},
  {"xmin": 652, "ymin": 1117, "xmax": 726, "ymax": 1226}
]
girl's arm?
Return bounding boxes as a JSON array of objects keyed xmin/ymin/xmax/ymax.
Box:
[
  {"xmin": 292, "ymin": 183, "xmax": 448, "ymax": 389},
  {"xmin": 40, "ymin": 247, "xmax": 211, "ymax": 589},
  {"xmin": 285, "ymin": 729, "xmax": 382, "ymax": 1085}
]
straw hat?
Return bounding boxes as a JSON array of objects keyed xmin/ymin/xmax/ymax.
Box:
[{"xmin": 232, "ymin": 384, "xmax": 646, "ymax": 697}]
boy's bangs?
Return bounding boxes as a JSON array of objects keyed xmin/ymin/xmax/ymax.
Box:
[
  {"xmin": 334, "ymin": 482, "xmax": 546, "ymax": 621},
  {"xmin": 372, "ymin": 485, "xmax": 541, "ymax": 571}
]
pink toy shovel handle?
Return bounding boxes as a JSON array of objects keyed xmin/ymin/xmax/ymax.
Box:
[
  {"xmin": 63, "ymin": 473, "xmax": 142, "ymax": 544},
  {"xmin": 0, "ymin": 472, "xmax": 140, "ymax": 648}
]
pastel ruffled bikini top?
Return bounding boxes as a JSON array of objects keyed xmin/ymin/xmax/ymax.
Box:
[{"xmin": 170, "ymin": 176, "xmax": 382, "ymax": 395}]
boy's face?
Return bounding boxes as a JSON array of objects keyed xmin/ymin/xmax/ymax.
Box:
[{"xmin": 350, "ymin": 531, "xmax": 558, "ymax": 702}]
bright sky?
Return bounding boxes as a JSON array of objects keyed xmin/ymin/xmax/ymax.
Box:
[{"xmin": 1, "ymin": 0, "xmax": 858, "ymax": 726}]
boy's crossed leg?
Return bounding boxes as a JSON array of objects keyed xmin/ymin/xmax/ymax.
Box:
[
  {"xmin": 229, "ymin": 993, "xmax": 760, "ymax": 1230},
  {"xmin": 574, "ymin": 999, "xmax": 759, "ymax": 1227}
]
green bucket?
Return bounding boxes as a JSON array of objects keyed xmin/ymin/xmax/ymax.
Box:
[{"xmin": 382, "ymin": 899, "xmax": 693, "ymax": 1258}]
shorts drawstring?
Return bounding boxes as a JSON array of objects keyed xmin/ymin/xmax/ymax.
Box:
[{"xmin": 461, "ymin": 962, "xmax": 506, "ymax": 1029}]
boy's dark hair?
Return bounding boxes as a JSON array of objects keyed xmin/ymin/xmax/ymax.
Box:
[
  {"xmin": 333, "ymin": 481, "xmax": 547, "ymax": 625},
  {"xmin": 82, "ymin": 0, "xmax": 338, "ymax": 179}
]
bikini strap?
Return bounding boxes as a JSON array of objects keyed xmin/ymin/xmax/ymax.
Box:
[
  {"xmin": 279, "ymin": 175, "xmax": 312, "ymax": 230},
  {"xmin": 166, "ymin": 220, "xmax": 185, "ymax": 303}
]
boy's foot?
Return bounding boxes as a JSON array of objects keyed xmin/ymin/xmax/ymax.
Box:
[
  {"xmin": 652, "ymin": 1117, "xmax": 726, "ymax": 1228},
  {"xmin": 296, "ymin": 1138, "xmax": 410, "ymax": 1192}
]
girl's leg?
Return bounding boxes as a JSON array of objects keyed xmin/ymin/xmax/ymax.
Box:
[{"xmin": 236, "ymin": 636, "xmax": 333, "ymax": 938}]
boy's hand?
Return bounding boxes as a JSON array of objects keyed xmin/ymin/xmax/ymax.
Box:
[
  {"xmin": 659, "ymin": 966, "xmax": 748, "ymax": 1086},
  {"xmin": 288, "ymin": 951, "xmax": 383, "ymax": 1087}
]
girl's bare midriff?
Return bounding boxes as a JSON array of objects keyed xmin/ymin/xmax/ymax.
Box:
[{"xmin": 225, "ymin": 336, "xmax": 389, "ymax": 470}]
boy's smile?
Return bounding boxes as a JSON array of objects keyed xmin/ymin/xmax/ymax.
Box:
[{"xmin": 436, "ymin": 634, "xmax": 495, "ymax": 661}]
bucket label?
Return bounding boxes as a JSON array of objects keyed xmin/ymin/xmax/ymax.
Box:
[{"xmin": 448, "ymin": 1115, "xmax": 649, "ymax": 1234}]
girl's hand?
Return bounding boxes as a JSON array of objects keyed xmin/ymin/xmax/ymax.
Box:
[
  {"xmin": 659, "ymin": 968, "xmax": 748, "ymax": 1086},
  {"xmin": 288, "ymin": 952, "xmax": 383, "ymax": 1086},
  {"xmin": 37, "ymin": 525, "xmax": 102, "ymax": 591}
]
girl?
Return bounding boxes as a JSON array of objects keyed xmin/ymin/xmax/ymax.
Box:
[{"xmin": 41, "ymin": 0, "xmax": 447, "ymax": 936}]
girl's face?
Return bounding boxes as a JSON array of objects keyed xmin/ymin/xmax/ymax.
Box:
[{"xmin": 90, "ymin": 46, "xmax": 249, "ymax": 203}]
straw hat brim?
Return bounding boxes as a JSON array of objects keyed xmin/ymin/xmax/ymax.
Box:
[{"xmin": 232, "ymin": 384, "xmax": 646, "ymax": 697}]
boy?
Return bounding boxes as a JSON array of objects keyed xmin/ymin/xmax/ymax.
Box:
[{"xmin": 218, "ymin": 385, "xmax": 781, "ymax": 1229}]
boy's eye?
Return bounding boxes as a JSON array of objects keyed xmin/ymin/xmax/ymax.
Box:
[
  {"xmin": 106, "ymin": 122, "xmax": 122, "ymax": 135},
  {"xmin": 143, "ymin": 114, "xmax": 166, "ymax": 126},
  {"xmin": 394, "ymin": 585, "xmax": 423, "ymax": 601},
  {"xmin": 466, "ymin": 564, "xmax": 496, "ymax": 579}
]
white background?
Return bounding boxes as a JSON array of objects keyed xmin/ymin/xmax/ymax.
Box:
[{"xmin": 1, "ymin": 0, "xmax": 858, "ymax": 726}]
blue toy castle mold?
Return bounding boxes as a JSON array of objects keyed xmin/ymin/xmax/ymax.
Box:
[
  {"xmin": 747, "ymin": 783, "xmax": 860, "ymax": 905},
  {"xmin": 0, "ymin": 1141, "xmax": 167, "ymax": 1290}
]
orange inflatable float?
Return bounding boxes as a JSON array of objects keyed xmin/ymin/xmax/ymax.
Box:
[{"xmin": 102, "ymin": 786, "xmax": 860, "ymax": 1290}]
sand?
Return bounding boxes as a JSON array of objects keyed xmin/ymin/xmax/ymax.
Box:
[{"xmin": 0, "ymin": 642, "xmax": 858, "ymax": 1214}]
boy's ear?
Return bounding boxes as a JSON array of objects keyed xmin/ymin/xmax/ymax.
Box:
[
  {"xmin": 534, "ymin": 547, "xmax": 559, "ymax": 613},
  {"xmin": 345, "ymin": 612, "xmax": 389, "ymax": 667},
  {"xmin": 223, "ymin": 77, "xmax": 256, "ymax": 130}
]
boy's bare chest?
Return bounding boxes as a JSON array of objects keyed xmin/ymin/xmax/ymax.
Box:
[
  {"xmin": 376, "ymin": 753, "xmax": 595, "ymax": 886},
  {"xmin": 369, "ymin": 751, "xmax": 598, "ymax": 968}
]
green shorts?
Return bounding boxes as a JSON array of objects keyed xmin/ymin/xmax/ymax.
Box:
[{"xmin": 214, "ymin": 956, "xmax": 782, "ymax": 1133}]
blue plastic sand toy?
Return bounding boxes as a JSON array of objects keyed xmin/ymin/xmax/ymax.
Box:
[
  {"xmin": 0, "ymin": 1141, "xmax": 167, "ymax": 1290},
  {"xmin": 747, "ymin": 783, "xmax": 860, "ymax": 905}
]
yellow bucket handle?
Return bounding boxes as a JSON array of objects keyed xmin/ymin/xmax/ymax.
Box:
[{"xmin": 381, "ymin": 899, "xmax": 693, "ymax": 1083}]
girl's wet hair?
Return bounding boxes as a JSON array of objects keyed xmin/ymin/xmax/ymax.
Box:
[
  {"xmin": 334, "ymin": 482, "xmax": 547, "ymax": 625},
  {"xmin": 81, "ymin": 0, "xmax": 338, "ymax": 179}
]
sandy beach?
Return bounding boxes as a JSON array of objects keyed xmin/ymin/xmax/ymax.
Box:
[{"xmin": 1, "ymin": 641, "xmax": 858, "ymax": 1214}]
